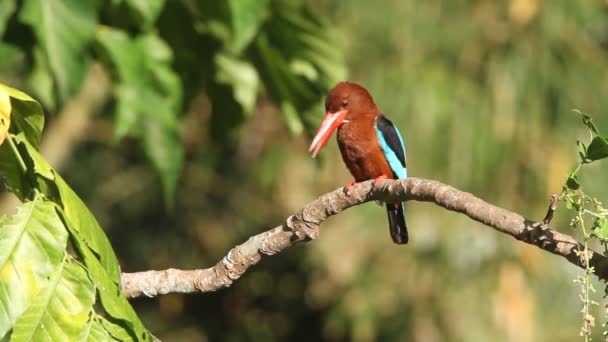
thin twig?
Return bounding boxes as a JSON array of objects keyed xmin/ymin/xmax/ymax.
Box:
[{"xmin": 543, "ymin": 194, "xmax": 559, "ymax": 225}]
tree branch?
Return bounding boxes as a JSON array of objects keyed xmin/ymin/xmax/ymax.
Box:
[{"xmin": 120, "ymin": 178, "xmax": 608, "ymax": 298}]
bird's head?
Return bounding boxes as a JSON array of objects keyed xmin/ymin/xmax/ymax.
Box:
[{"xmin": 308, "ymin": 81, "xmax": 377, "ymax": 157}]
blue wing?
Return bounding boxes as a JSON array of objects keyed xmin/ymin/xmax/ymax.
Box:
[{"xmin": 375, "ymin": 115, "xmax": 407, "ymax": 179}]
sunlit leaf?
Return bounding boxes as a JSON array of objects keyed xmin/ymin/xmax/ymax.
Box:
[
  {"xmin": 98, "ymin": 314, "xmax": 135, "ymax": 341},
  {"xmin": 1, "ymin": 135, "xmax": 149, "ymax": 340},
  {"xmin": 79, "ymin": 317, "xmax": 115, "ymax": 342},
  {"xmin": 0, "ymin": 199, "xmax": 68, "ymax": 339},
  {"xmin": 54, "ymin": 173, "xmax": 121, "ymax": 283},
  {"xmin": 10, "ymin": 259, "xmax": 95, "ymax": 342},
  {"xmin": 586, "ymin": 136, "xmax": 608, "ymax": 162},
  {"xmin": 0, "ymin": 83, "xmax": 44, "ymax": 148},
  {"xmin": 0, "ymin": 86, "xmax": 11, "ymax": 145},
  {"xmin": 64, "ymin": 220, "xmax": 151, "ymax": 341},
  {"xmin": 18, "ymin": 0, "xmax": 97, "ymax": 108},
  {"xmin": 6, "ymin": 134, "xmax": 121, "ymax": 283},
  {"xmin": 592, "ymin": 218, "xmax": 608, "ymax": 241}
]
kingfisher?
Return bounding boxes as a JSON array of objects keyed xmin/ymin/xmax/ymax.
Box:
[{"xmin": 308, "ymin": 81, "xmax": 409, "ymax": 244}]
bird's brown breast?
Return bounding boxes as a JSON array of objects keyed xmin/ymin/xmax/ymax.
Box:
[{"xmin": 336, "ymin": 118, "xmax": 394, "ymax": 182}]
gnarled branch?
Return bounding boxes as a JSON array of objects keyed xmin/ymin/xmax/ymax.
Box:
[{"xmin": 120, "ymin": 178, "xmax": 608, "ymax": 298}]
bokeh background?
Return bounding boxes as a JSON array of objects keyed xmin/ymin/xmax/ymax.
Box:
[{"xmin": 2, "ymin": 0, "xmax": 608, "ymax": 341}]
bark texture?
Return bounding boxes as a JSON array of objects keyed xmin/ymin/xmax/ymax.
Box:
[{"xmin": 121, "ymin": 178, "xmax": 608, "ymax": 298}]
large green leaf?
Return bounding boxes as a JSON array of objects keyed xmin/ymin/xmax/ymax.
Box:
[
  {"xmin": 3, "ymin": 134, "xmax": 150, "ymax": 339},
  {"xmin": 6, "ymin": 134, "xmax": 121, "ymax": 283},
  {"xmin": 0, "ymin": 199, "xmax": 68, "ymax": 339},
  {"xmin": 9, "ymin": 258, "xmax": 95, "ymax": 342},
  {"xmin": 64, "ymin": 220, "xmax": 151, "ymax": 341},
  {"xmin": 54, "ymin": 174, "xmax": 122, "ymax": 283},
  {"xmin": 9, "ymin": 133, "xmax": 124, "ymax": 281},
  {"xmin": 586, "ymin": 136, "xmax": 608, "ymax": 162},
  {"xmin": 96, "ymin": 28, "xmax": 184, "ymax": 208},
  {"xmin": 0, "ymin": 83, "xmax": 44, "ymax": 148},
  {"xmin": 18, "ymin": 0, "xmax": 97, "ymax": 108}
]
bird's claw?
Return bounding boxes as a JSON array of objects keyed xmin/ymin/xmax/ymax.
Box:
[
  {"xmin": 373, "ymin": 175, "xmax": 389, "ymax": 186},
  {"xmin": 343, "ymin": 180, "xmax": 357, "ymax": 195}
]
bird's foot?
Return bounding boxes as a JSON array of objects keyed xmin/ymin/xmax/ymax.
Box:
[
  {"xmin": 343, "ymin": 180, "xmax": 357, "ymax": 195},
  {"xmin": 373, "ymin": 174, "xmax": 389, "ymax": 186}
]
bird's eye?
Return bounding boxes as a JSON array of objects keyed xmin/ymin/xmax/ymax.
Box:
[{"xmin": 341, "ymin": 100, "xmax": 348, "ymax": 108}]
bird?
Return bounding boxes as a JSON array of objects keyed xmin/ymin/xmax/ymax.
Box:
[{"xmin": 308, "ymin": 81, "xmax": 409, "ymax": 244}]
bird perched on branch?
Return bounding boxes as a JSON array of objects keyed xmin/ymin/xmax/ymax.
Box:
[{"xmin": 309, "ymin": 81, "xmax": 409, "ymax": 244}]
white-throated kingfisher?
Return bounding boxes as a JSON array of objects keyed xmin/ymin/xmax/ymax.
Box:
[{"xmin": 309, "ymin": 81, "xmax": 409, "ymax": 244}]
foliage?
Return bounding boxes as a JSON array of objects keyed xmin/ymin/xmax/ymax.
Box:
[
  {"xmin": 0, "ymin": 0, "xmax": 345, "ymax": 207},
  {"xmin": 2, "ymin": 0, "xmax": 608, "ymax": 341},
  {"xmin": 0, "ymin": 83, "xmax": 150, "ymax": 340},
  {"xmin": 559, "ymin": 112, "xmax": 608, "ymax": 340},
  {"xmin": 0, "ymin": 0, "xmax": 345, "ymax": 340}
]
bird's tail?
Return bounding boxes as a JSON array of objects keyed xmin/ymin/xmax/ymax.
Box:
[{"xmin": 386, "ymin": 203, "xmax": 408, "ymax": 244}]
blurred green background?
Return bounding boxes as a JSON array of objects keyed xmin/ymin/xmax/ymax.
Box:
[{"xmin": 2, "ymin": 0, "xmax": 608, "ymax": 341}]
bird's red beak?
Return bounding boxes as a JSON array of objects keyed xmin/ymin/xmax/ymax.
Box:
[{"xmin": 308, "ymin": 110, "xmax": 348, "ymax": 158}]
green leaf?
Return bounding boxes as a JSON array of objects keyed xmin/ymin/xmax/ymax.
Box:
[
  {"xmin": 79, "ymin": 317, "xmax": 115, "ymax": 342},
  {"xmin": 18, "ymin": 0, "xmax": 97, "ymax": 107},
  {"xmin": 0, "ymin": 83, "xmax": 45, "ymax": 148},
  {"xmin": 566, "ymin": 173, "xmax": 580, "ymax": 190},
  {"xmin": 0, "ymin": 199, "xmax": 68, "ymax": 339},
  {"xmin": 215, "ymin": 53, "xmax": 260, "ymax": 114},
  {"xmin": 586, "ymin": 136, "xmax": 608, "ymax": 162},
  {"xmin": 64, "ymin": 221, "xmax": 151, "ymax": 341},
  {"xmin": 98, "ymin": 315, "xmax": 135, "ymax": 342},
  {"xmin": 28, "ymin": 47, "xmax": 56, "ymax": 109},
  {"xmin": 54, "ymin": 173, "xmax": 121, "ymax": 283},
  {"xmin": 0, "ymin": 43, "xmax": 24, "ymax": 71},
  {"xmin": 0, "ymin": 0, "xmax": 16, "ymax": 37},
  {"xmin": 2, "ymin": 137, "xmax": 149, "ymax": 339},
  {"xmin": 6, "ymin": 134, "xmax": 121, "ymax": 283},
  {"xmin": 96, "ymin": 28, "xmax": 184, "ymax": 208},
  {"xmin": 0, "ymin": 132, "xmax": 54, "ymax": 200},
  {"xmin": 577, "ymin": 140, "xmax": 587, "ymax": 163},
  {"xmin": 193, "ymin": 0, "xmax": 269, "ymax": 53},
  {"xmin": 227, "ymin": 0, "xmax": 269, "ymax": 53},
  {"xmin": 574, "ymin": 110, "xmax": 600, "ymax": 137},
  {"xmin": 121, "ymin": 0, "xmax": 166, "ymax": 28},
  {"xmin": 10, "ymin": 259, "xmax": 95, "ymax": 342},
  {"xmin": 592, "ymin": 218, "xmax": 608, "ymax": 240},
  {"xmin": 251, "ymin": 3, "xmax": 346, "ymax": 135},
  {"xmin": 565, "ymin": 197, "xmax": 574, "ymax": 210}
]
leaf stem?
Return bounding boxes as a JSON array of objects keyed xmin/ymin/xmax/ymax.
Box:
[{"xmin": 6, "ymin": 134, "xmax": 27, "ymax": 172}]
